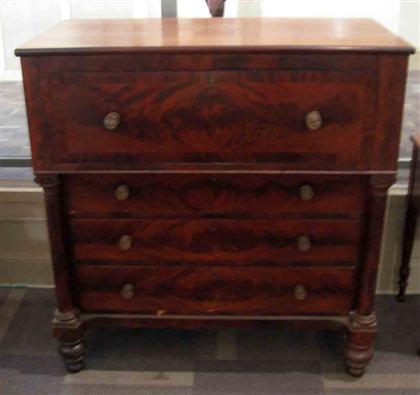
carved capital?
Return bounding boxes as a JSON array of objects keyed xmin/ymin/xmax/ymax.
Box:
[
  {"xmin": 349, "ymin": 311, "xmax": 377, "ymax": 331},
  {"xmin": 34, "ymin": 174, "xmax": 61, "ymax": 190},
  {"xmin": 369, "ymin": 174, "xmax": 396, "ymax": 194},
  {"xmin": 54, "ymin": 308, "xmax": 81, "ymax": 324}
]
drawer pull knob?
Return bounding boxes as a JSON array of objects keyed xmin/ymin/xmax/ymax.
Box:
[
  {"xmin": 297, "ymin": 235, "xmax": 311, "ymax": 252},
  {"xmin": 299, "ymin": 184, "xmax": 314, "ymax": 201},
  {"xmin": 294, "ymin": 285, "xmax": 307, "ymax": 301},
  {"xmin": 121, "ymin": 283, "xmax": 135, "ymax": 300},
  {"xmin": 118, "ymin": 235, "xmax": 132, "ymax": 251},
  {"xmin": 305, "ymin": 111, "xmax": 322, "ymax": 131},
  {"xmin": 103, "ymin": 112, "xmax": 121, "ymax": 131},
  {"xmin": 115, "ymin": 184, "xmax": 130, "ymax": 200}
]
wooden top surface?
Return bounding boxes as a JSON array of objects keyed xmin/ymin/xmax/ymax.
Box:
[{"xmin": 15, "ymin": 18, "xmax": 415, "ymax": 56}]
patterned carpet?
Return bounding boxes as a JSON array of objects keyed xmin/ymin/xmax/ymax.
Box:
[{"xmin": 0, "ymin": 288, "xmax": 419, "ymax": 394}]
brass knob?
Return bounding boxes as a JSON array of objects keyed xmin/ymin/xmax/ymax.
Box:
[
  {"xmin": 121, "ymin": 283, "xmax": 134, "ymax": 300},
  {"xmin": 294, "ymin": 285, "xmax": 307, "ymax": 301},
  {"xmin": 299, "ymin": 184, "xmax": 314, "ymax": 201},
  {"xmin": 118, "ymin": 235, "xmax": 132, "ymax": 251},
  {"xmin": 103, "ymin": 112, "xmax": 121, "ymax": 131},
  {"xmin": 297, "ymin": 235, "xmax": 311, "ymax": 252},
  {"xmin": 115, "ymin": 184, "xmax": 130, "ymax": 201},
  {"xmin": 305, "ymin": 111, "xmax": 322, "ymax": 131}
]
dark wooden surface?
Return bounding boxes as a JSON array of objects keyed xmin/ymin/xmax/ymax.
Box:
[
  {"xmin": 35, "ymin": 175, "xmax": 75, "ymax": 315},
  {"xmin": 70, "ymin": 218, "xmax": 360, "ymax": 264},
  {"xmin": 35, "ymin": 175, "xmax": 85, "ymax": 372},
  {"xmin": 18, "ymin": 18, "xmax": 413, "ymax": 376},
  {"xmin": 44, "ymin": 69, "xmax": 373, "ymax": 166},
  {"xmin": 74, "ymin": 265, "xmax": 356, "ymax": 315},
  {"xmin": 15, "ymin": 18, "xmax": 414, "ymax": 56},
  {"xmin": 66, "ymin": 174, "xmax": 365, "ymax": 218}
]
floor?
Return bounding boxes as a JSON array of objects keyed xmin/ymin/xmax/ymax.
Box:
[
  {"xmin": 0, "ymin": 71, "xmax": 420, "ymax": 186},
  {"xmin": 0, "ymin": 288, "xmax": 419, "ymax": 395}
]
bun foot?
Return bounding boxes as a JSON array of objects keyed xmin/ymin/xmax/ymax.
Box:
[
  {"xmin": 65, "ymin": 359, "xmax": 84, "ymax": 373},
  {"xmin": 58, "ymin": 337, "xmax": 85, "ymax": 373},
  {"xmin": 346, "ymin": 365, "xmax": 366, "ymax": 378},
  {"xmin": 345, "ymin": 312, "xmax": 377, "ymax": 377},
  {"xmin": 345, "ymin": 341, "xmax": 373, "ymax": 378},
  {"xmin": 396, "ymin": 293, "xmax": 406, "ymax": 302}
]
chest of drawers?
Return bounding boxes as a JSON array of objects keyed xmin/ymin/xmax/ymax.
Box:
[{"xmin": 16, "ymin": 18, "xmax": 414, "ymax": 376}]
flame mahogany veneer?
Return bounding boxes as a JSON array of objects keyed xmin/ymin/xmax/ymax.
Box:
[{"xmin": 16, "ymin": 18, "xmax": 414, "ymax": 375}]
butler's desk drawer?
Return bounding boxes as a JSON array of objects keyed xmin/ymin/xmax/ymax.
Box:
[
  {"xmin": 22, "ymin": 55, "xmax": 383, "ymax": 171},
  {"xmin": 66, "ymin": 174, "xmax": 365, "ymax": 218},
  {"xmin": 70, "ymin": 218, "xmax": 360, "ymax": 266},
  {"xmin": 74, "ymin": 265, "xmax": 356, "ymax": 315}
]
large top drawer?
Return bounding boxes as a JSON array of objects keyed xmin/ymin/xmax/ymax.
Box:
[{"xmin": 25, "ymin": 66, "xmax": 378, "ymax": 171}]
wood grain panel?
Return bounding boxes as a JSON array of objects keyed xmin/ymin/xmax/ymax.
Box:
[
  {"xmin": 74, "ymin": 265, "xmax": 356, "ymax": 315},
  {"xmin": 42, "ymin": 69, "xmax": 374, "ymax": 169},
  {"xmin": 70, "ymin": 219, "xmax": 360, "ymax": 265},
  {"xmin": 66, "ymin": 174, "xmax": 365, "ymax": 218}
]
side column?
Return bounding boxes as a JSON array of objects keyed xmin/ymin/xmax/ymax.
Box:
[{"xmin": 345, "ymin": 174, "xmax": 395, "ymax": 377}]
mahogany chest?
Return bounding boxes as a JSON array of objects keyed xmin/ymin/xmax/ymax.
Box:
[{"xmin": 16, "ymin": 18, "xmax": 414, "ymax": 376}]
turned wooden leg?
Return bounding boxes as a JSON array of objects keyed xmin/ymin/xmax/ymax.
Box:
[
  {"xmin": 53, "ymin": 309, "xmax": 85, "ymax": 373},
  {"xmin": 345, "ymin": 332, "xmax": 375, "ymax": 377},
  {"xmin": 347, "ymin": 175, "xmax": 394, "ymax": 377},
  {"xmin": 397, "ymin": 203, "xmax": 416, "ymax": 302},
  {"xmin": 345, "ymin": 312, "xmax": 377, "ymax": 377},
  {"xmin": 58, "ymin": 336, "xmax": 86, "ymax": 373},
  {"xmin": 397, "ymin": 264, "xmax": 411, "ymax": 302},
  {"xmin": 37, "ymin": 175, "xmax": 85, "ymax": 371}
]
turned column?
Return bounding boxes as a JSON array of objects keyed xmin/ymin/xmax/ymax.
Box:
[
  {"xmin": 36, "ymin": 174, "xmax": 85, "ymax": 372},
  {"xmin": 345, "ymin": 174, "xmax": 395, "ymax": 376}
]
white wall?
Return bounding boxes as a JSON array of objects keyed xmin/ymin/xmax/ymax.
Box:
[
  {"xmin": 261, "ymin": 0, "xmax": 401, "ymax": 31},
  {"xmin": 0, "ymin": 0, "xmax": 162, "ymax": 80},
  {"xmin": 176, "ymin": 0, "xmax": 419, "ymax": 45}
]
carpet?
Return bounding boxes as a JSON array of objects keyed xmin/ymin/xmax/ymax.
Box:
[{"xmin": 0, "ymin": 288, "xmax": 419, "ymax": 395}]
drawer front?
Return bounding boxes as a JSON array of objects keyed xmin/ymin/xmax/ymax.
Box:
[
  {"xmin": 66, "ymin": 174, "xmax": 365, "ymax": 218},
  {"xmin": 74, "ymin": 265, "xmax": 356, "ymax": 315},
  {"xmin": 71, "ymin": 219, "xmax": 360, "ymax": 265},
  {"xmin": 37, "ymin": 70, "xmax": 375, "ymax": 170}
]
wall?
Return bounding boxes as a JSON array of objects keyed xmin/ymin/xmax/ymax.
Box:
[
  {"xmin": 0, "ymin": 188, "xmax": 52, "ymax": 285},
  {"xmin": 0, "ymin": 0, "xmax": 162, "ymax": 80},
  {"xmin": 376, "ymin": 187, "xmax": 420, "ymax": 294}
]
